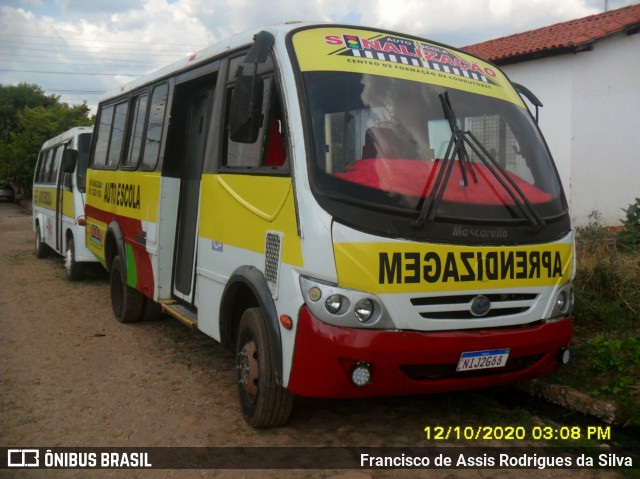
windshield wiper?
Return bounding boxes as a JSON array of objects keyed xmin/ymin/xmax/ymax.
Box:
[
  {"xmin": 412, "ymin": 92, "xmax": 476, "ymax": 227},
  {"xmin": 412, "ymin": 91, "xmax": 546, "ymax": 230}
]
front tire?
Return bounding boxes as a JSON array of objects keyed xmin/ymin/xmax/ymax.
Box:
[
  {"xmin": 236, "ymin": 307, "xmax": 293, "ymax": 428},
  {"xmin": 35, "ymin": 224, "xmax": 50, "ymax": 259},
  {"xmin": 110, "ymin": 254, "xmax": 144, "ymax": 323},
  {"xmin": 64, "ymin": 237, "xmax": 83, "ymax": 281}
]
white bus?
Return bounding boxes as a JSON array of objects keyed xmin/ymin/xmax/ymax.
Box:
[
  {"xmin": 85, "ymin": 24, "xmax": 574, "ymax": 427},
  {"xmin": 33, "ymin": 126, "xmax": 96, "ymax": 280}
]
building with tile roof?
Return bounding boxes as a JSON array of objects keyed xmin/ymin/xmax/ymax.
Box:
[{"xmin": 464, "ymin": 4, "xmax": 640, "ymax": 226}]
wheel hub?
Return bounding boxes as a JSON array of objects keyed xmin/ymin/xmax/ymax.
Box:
[
  {"xmin": 65, "ymin": 249, "xmax": 72, "ymax": 273},
  {"xmin": 237, "ymin": 340, "xmax": 259, "ymax": 398}
]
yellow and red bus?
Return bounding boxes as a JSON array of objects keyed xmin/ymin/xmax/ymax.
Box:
[
  {"xmin": 33, "ymin": 126, "xmax": 97, "ymax": 280},
  {"xmin": 85, "ymin": 23, "xmax": 574, "ymax": 427}
]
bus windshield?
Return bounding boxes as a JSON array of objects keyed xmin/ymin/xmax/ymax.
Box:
[{"xmin": 303, "ymin": 71, "xmax": 567, "ymax": 229}]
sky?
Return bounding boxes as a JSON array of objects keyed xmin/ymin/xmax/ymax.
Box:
[{"xmin": 1, "ymin": 0, "xmax": 638, "ymax": 111}]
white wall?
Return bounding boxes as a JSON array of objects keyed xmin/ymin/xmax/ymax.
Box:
[
  {"xmin": 570, "ymin": 33, "xmax": 640, "ymax": 227},
  {"xmin": 498, "ymin": 31, "xmax": 640, "ymax": 227}
]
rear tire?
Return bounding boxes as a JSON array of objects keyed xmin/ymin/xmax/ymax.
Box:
[
  {"xmin": 236, "ymin": 307, "xmax": 293, "ymax": 428},
  {"xmin": 35, "ymin": 224, "xmax": 50, "ymax": 259},
  {"xmin": 110, "ymin": 254, "xmax": 144, "ymax": 323},
  {"xmin": 64, "ymin": 237, "xmax": 83, "ymax": 281}
]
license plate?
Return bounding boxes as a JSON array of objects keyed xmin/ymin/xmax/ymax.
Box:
[{"xmin": 456, "ymin": 349, "xmax": 510, "ymax": 372}]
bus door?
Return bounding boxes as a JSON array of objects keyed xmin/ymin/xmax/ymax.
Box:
[
  {"xmin": 53, "ymin": 144, "xmax": 67, "ymax": 252},
  {"xmin": 173, "ymin": 86, "xmax": 214, "ymax": 303}
]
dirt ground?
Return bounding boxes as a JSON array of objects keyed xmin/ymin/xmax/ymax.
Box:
[{"xmin": 0, "ymin": 202, "xmax": 630, "ymax": 478}]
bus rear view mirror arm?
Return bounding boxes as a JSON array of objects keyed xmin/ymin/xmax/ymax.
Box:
[{"xmin": 513, "ymin": 82, "xmax": 543, "ymax": 123}]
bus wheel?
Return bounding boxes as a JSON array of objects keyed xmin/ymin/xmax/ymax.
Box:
[
  {"xmin": 110, "ymin": 255, "xmax": 144, "ymax": 323},
  {"xmin": 235, "ymin": 307, "xmax": 293, "ymax": 428},
  {"xmin": 35, "ymin": 224, "xmax": 50, "ymax": 258},
  {"xmin": 64, "ymin": 237, "xmax": 83, "ymax": 281}
]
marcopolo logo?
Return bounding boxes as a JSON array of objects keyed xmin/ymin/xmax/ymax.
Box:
[{"xmin": 452, "ymin": 226, "xmax": 508, "ymax": 240}]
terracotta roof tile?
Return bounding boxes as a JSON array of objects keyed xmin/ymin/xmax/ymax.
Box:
[{"xmin": 464, "ymin": 4, "xmax": 640, "ymax": 64}]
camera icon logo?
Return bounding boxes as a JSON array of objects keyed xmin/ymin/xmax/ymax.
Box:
[{"xmin": 7, "ymin": 449, "xmax": 40, "ymax": 468}]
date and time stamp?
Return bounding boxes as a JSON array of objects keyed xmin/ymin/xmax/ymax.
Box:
[{"xmin": 424, "ymin": 425, "xmax": 613, "ymax": 442}]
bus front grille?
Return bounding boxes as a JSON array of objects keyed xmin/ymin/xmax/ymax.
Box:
[{"xmin": 410, "ymin": 293, "xmax": 539, "ymax": 320}]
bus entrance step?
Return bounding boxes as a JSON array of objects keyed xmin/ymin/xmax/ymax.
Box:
[{"xmin": 159, "ymin": 301, "xmax": 198, "ymax": 329}]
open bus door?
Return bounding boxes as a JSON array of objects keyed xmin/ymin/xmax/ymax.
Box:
[{"xmin": 172, "ymin": 86, "xmax": 214, "ymax": 305}]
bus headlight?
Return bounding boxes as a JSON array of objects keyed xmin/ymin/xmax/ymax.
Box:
[
  {"xmin": 299, "ymin": 276, "xmax": 395, "ymax": 329},
  {"xmin": 556, "ymin": 291, "xmax": 568, "ymax": 311},
  {"xmin": 354, "ymin": 299, "xmax": 374, "ymax": 322},
  {"xmin": 548, "ymin": 284, "xmax": 574, "ymax": 321},
  {"xmin": 325, "ymin": 294, "xmax": 347, "ymax": 314}
]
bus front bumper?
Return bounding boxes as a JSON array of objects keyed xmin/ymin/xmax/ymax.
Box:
[{"xmin": 287, "ymin": 306, "xmax": 572, "ymax": 398}]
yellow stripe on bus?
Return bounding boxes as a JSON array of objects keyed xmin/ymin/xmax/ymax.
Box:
[
  {"xmin": 85, "ymin": 169, "xmax": 161, "ymax": 223},
  {"xmin": 33, "ymin": 186, "xmax": 76, "ymax": 219},
  {"xmin": 334, "ymin": 241, "xmax": 574, "ymax": 294}
]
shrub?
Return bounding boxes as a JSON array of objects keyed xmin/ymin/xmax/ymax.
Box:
[
  {"xmin": 574, "ymin": 211, "xmax": 640, "ymax": 332},
  {"xmin": 588, "ymin": 336, "xmax": 640, "ymax": 425},
  {"xmin": 567, "ymin": 210, "xmax": 640, "ymax": 425},
  {"xmin": 619, "ymin": 197, "xmax": 640, "ymax": 250}
]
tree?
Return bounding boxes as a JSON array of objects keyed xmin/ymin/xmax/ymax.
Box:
[
  {"xmin": 0, "ymin": 83, "xmax": 57, "ymax": 144},
  {"xmin": 0, "ymin": 84, "xmax": 92, "ymax": 195}
]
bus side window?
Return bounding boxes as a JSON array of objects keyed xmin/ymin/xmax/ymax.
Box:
[
  {"xmin": 223, "ymin": 77, "xmax": 288, "ymax": 171},
  {"xmin": 263, "ymin": 118, "xmax": 286, "ymax": 167},
  {"xmin": 123, "ymin": 93, "xmax": 148, "ymax": 169},
  {"xmin": 223, "ymin": 76, "xmax": 273, "ymax": 169},
  {"xmin": 93, "ymin": 105, "xmax": 114, "ymax": 168},
  {"xmin": 40, "ymin": 149, "xmax": 53, "ymax": 184},
  {"xmin": 76, "ymin": 133, "xmax": 92, "ymax": 193},
  {"xmin": 62, "ymin": 145, "xmax": 73, "ymax": 190},
  {"xmin": 263, "ymin": 92, "xmax": 287, "ymax": 168},
  {"xmin": 141, "ymin": 83, "xmax": 169, "ymax": 171},
  {"xmin": 107, "ymin": 101, "xmax": 129, "ymax": 168},
  {"xmin": 49, "ymin": 146, "xmax": 63, "ymax": 184},
  {"xmin": 34, "ymin": 152, "xmax": 44, "ymax": 183}
]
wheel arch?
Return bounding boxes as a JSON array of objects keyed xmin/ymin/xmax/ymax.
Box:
[
  {"xmin": 33, "ymin": 213, "xmax": 44, "ymax": 232},
  {"xmin": 220, "ymin": 265, "xmax": 283, "ymax": 385},
  {"xmin": 104, "ymin": 221, "xmax": 126, "ymax": 275}
]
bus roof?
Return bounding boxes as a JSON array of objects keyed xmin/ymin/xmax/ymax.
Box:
[
  {"xmin": 40, "ymin": 126, "xmax": 94, "ymax": 151},
  {"xmin": 99, "ymin": 22, "xmax": 501, "ymax": 104}
]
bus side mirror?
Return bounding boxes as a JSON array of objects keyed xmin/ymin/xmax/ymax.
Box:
[
  {"xmin": 229, "ymin": 30, "xmax": 274, "ymax": 144},
  {"xmin": 513, "ymin": 82, "xmax": 543, "ymax": 123},
  {"xmin": 229, "ymin": 75, "xmax": 264, "ymax": 143},
  {"xmin": 62, "ymin": 149, "xmax": 78, "ymax": 173}
]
